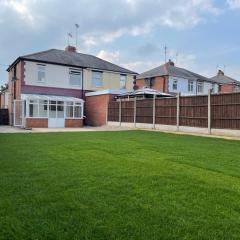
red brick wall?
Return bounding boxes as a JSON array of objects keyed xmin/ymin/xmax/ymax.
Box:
[
  {"xmin": 26, "ymin": 118, "xmax": 48, "ymax": 128},
  {"xmin": 136, "ymin": 76, "xmax": 168, "ymax": 92},
  {"xmin": 85, "ymin": 94, "xmax": 115, "ymax": 126},
  {"xmin": 219, "ymin": 84, "xmax": 235, "ymax": 93},
  {"xmin": 65, "ymin": 119, "xmax": 83, "ymax": 128}
]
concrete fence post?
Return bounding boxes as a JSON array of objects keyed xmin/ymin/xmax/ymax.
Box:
[
  {"xmin": 208, "ymin": 89, "xmax": 211, "ymax": 134},
  {"xmin": 153, "ymin": 94, "xmax": 156, "ymax": 129},
  {"xmin": 119, "ymin": 99, "xmax": 122, "ymax": 126},
  {"xmin": 176, "ymin": 93, "xmax": 180, "ymax": 131},
  {"xmin": 134, "ymin": 97, "xmax": 137, "ymax": 128}
]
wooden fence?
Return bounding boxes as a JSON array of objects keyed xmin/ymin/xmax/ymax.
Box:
[{"xmin": 108, "ymin": 92, "xmax": 240, "ymax": 130}]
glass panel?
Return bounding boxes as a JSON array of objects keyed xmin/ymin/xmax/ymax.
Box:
[
  {"xmin": 57, "ymin": 104, "xmax": 64, "ymax": 118},
  {"xmin": 29, "ymin": 104, "xmax": 38, "ymax": 117},
  {"xmin": 92, "ymin": 71, "xmax": 103, "ymax": 87},
  {"xmin": 66, "ymin": 106, "xmax": 73, "ymax": 118},
  {"xmin": 39, "ymin": 104, "xmax": 48, "ymax": 118},
  {"xmin": 50, "ymin": 101, "xmax": 56, "ymax": 105},
  {"xmin": 120, "ymin": 75, "xmax": 127, "ymax": 89},
  {"xmin": 66, "ymin": 101, "xmax": 74, "ymax": 106},
  {"xmin": 74, "ymin": 106, "xmax": 81, "ymax": 118}
]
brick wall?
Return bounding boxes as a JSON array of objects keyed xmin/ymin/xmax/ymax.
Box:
[
  {"xmin": 85, "ymin": 94, "xmax": 115, "ymax": 126},
  {"xmin": 136, "ymin": 76, "xmax": 168, "ymax": 92},
  {"xmin": 65, "ymin": 119, "xmax": 83, "ymax": 128},
  {"xmin": 26, "ymin": 118, "xmax": 48, "ymax": 128},
  {"xmin": 219, "ymin": 84, "xmax": 236, "ymax": 93}
]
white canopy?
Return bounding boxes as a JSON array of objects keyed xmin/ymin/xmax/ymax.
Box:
[{"xmin": 21, "ymin": 94, "xmax": 84, "ymax": 103}]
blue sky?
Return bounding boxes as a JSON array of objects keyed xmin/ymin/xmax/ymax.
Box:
[{"xmin": 0, "ymin": 0, "xmax": 240, "ymax": 86}]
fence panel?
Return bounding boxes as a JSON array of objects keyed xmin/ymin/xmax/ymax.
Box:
[
  {"xmin": 108, "ymin": 101, "xmax": 119, "ymax": 122},
  {"xmin": 121, "ymin": 101, "xmax": 134, "ymax": 123},
  {"xmin": 136, "ymin": 99, "xmax": 153, "ymax": 124},
  {"xmin": 155, "ymin": 98, "xmax": 177, "ymax": 125},
  {"xmin": 180, "ymin": 95, "xmax": 208, "ymax": 128},
  {"xmin": 211, "ymin": 93, "xmax": 240, "ymax": 129}
]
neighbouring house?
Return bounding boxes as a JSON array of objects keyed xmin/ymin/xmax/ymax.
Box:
[
  {"xmin": 135, "ymin": 59, "xmax": 219, "ymax": 96},
  {"xmin": 0, "ymin": 84, "xmax": 9, "ymax": 109},
  {"xmin": 211, "ymin": 70, "xmax": 240, "ymax": 93},
  {"xmin": 7, "ymin": 46, "xmax": 136, "ymax": 128}
]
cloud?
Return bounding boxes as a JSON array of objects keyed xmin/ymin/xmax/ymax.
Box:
[
  {"xmin": 97, "ymin": 50, "xmax": 120, "ymax": 63},
  {"xmin": 227, "ymin": 0, "xmax": 240, "ymax": 9}
]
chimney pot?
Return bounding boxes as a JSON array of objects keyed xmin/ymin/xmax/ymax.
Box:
[
  {"xmin": 65, "ymin": 45, "xmax": 77, "ymax": 53},
  {"xmin": 218, "ymin": 69, "xmax": 224, "ymax": 76}
]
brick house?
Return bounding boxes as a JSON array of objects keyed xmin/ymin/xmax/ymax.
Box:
[
  {"xmin": 211, "ymin": 70, "xmax": 240, "ymax": 93},
  {"xmin": 135, "ymin": 60, "xmax": 219, "ymax": 95},
  {"xmin": 7, "ymin": 46, "xmax": 136, "ymax": 128}
]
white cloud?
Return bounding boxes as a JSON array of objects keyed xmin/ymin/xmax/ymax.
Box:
[
  {"xmin": 97, "ymin": 50, "xmax": 120, "ymax": 63},
  {"xmin": 227, "ymin": 0, "xmax": 240, "ymax": 9}
]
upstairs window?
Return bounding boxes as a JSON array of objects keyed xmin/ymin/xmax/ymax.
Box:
[
  {"xmin": 188, "ymin": 80, "xmax": 194, "ymax": 92},
  {"xmin": 69, "ymin": 69, "xmax": 82, "ymax": 86},
  {"xmin": 172, "ymin": 79, "xmax": 178, "ymax": 91},
  {"xmin": 120, "ymin": 74, "xmax": 127, "ymax": 89},
  {"xmin": 145, "ymin": 77, "xmax": 155, "ymax": 88},
  {"xmin": 197, "ymin": 82, "xmax": 204, "ymax": 93},
  {"xmin": 92, "ymin": 71, "xmax": 103, "ymax": 87},
  {"xmin": 37, "ymin": 65, "xmax": 46, "ymax": 83}
]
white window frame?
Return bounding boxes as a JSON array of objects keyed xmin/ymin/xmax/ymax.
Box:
[
  {"xmin": 37, "ymin": 64, "xmax": 46, "ymax": 83},
  {"xmin": 197, "ymin": 82, "xmax": 204, "ymax": 94},
  {"xmin": 92, "ymin": 71, "xmax": 103, "ymax": 88},
  {"xmin": 120, "ymin": 74, "xmax": 127, "ymax": 89},
  {"xmin": 69, "ymin": 68, "xmax": 83, "ymax": 87},
  {"xmin": 188, "ymin": 80, "xmax": 194, "ymax": 93},
  {"xmin": 172, "ymin": 79, "xmax": 178, "ymax": 91}
]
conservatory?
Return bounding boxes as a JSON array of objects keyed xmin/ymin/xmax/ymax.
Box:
[{"xmin": 14, "ymin": 94, "xmax": 84, "ymax": 128}]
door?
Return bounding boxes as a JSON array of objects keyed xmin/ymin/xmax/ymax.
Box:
[
  {"xmin": 13, "ymin": 100, "xmax": 25, "ymax": 127},
  {"xmin": 48, "ymin": 101, "xmax": 65, "ymax": 128}
]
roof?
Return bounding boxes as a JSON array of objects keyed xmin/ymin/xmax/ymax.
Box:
[
  {"xmin": 136, "ymin": 62, "xmax": 212, "ymax": 82},
  {"xmin": 118, "ymin": 88, "xmax": 173, "ymax": 97},
  {"xmin": 8, "ymin": 49, "xmax": 137, "ymax": 75},
  {"xmin": 21, "ymin": 93, "xmax": 84, "ymax": 102},
  {"xmin": 211, "ymin": 74, "xmax": 240, "ymax": 85},
  {"xmin": 85, "ymin": 89, "xmax": 127, "ymax": 97}
]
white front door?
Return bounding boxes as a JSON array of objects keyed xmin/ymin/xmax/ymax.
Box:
[{"xmin": 48, "ymin": 101, "xmax": 65, "ymax": 128}]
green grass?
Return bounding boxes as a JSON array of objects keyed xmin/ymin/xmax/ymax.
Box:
[{"xmin": 1, "ymin": 131, "xmax": 240, "ymax": 239}]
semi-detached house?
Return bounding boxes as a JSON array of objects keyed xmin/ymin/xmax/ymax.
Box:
[
  {"xmin": 7, "ymin": 46, "xmax": 136, "ymax": 128},
  {"xmin": 135, "ymin": 60, "xmax": 219, "ymax": 95}
]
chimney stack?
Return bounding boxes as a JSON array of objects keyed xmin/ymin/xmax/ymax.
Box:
[
  {"xmin": 218, "ymin": 69, "xmax": 224, "ymax": 76},
  {"xmin": 165, "ymin": 59, "xmax": 175, "ymax": 67},
  {"xmin": 65, "ymin": 45, "xmax": 77, "ymax": 53}
]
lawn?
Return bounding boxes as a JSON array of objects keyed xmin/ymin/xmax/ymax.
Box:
[{"xmin": 1, "ymin": 131, "xmax": 240, "ymax": 239}]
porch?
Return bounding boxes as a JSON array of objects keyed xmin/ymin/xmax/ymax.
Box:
[{"xmin": 14, "ymin": 94, "xmax": 84, "ymax": 128}]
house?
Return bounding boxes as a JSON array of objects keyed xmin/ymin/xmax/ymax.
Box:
[
  {"xmin": 0, "ymin": 84, "xmax": 9, "ymax": 109},
  {"xmin": 135, "ymin": 60, "xmax": 219, "ymax": 95},
  {"xmin": 211, "ymin": 70, "xmax": 240, "ymax": 93},
  {"xmin": 7, "ymin": 46, "xmax": 136, "ymax": 128}
]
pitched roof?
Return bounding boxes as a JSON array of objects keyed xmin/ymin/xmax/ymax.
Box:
[
  {"xmin": 8, "ymin": 49, "xmax": 137, "ymax": 75},
  {"xmin": 136, "ymin": 62, "xmax": 212, "ymax": 82},
  {"xmin": 211, "ymin": 72, "xmax": 240, "ymax": 85}
]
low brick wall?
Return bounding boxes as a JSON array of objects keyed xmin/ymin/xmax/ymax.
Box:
[
  {"xmin": 85, "ymin": 94, "xmax": 115, "ymax": 126},
  {"xmin": 65, "ymin": 119, "xmax": 83, "ymax": 128},
  {"xmin": 26, "ymin": 118, "xmax": 48, "ymax": 128}
]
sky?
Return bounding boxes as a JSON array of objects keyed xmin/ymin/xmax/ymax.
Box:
[{"xmin": 0, "ymin": 0, "xmax": 240, "ymax": 86}]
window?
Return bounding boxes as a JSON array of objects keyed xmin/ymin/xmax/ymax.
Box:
[
  {"xmin": 92, "ymin": 71, "xmax": 103, "ymax": 87},
  {"xmin": 188, "ymin": 80, "xmax": 194, "ymax": 92},
  {"xmin": 145, "ymin": 77, "xmax": 155, "ymax": 88},
  {"xmin": 66, "ymin": 101, "xmax": 82, "ymax": 118},
  {"xmin": 69, "ymin": 69, "xmax": 82, "ymax": 86},
  {"xmin": 197, "ymin": 82, "xmax": 204, "ymax": 93},
  {"xmin": 120, "ymin": 75, "xmax": 127, "ymax": 89},
  {"xmin": 211, "ymin": 83, "xmax": 215, "ymax": 93},
  {"xmin": 37, "ymin": 65, "xmax": 46, "ymax": 82},
  {"xmin": 29, "ymin": 100, "xmax": 38, "ymax": 117},
  {"xmin": 172, "ymin": 79, "xmax": 178, "ymax": 91}
]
